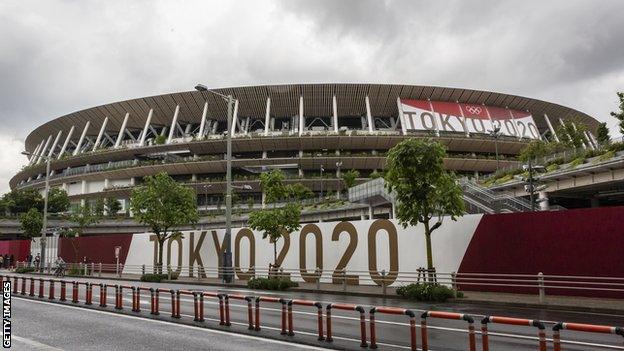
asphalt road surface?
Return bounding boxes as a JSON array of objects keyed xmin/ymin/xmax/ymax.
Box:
[{"xmin": 7, "ymin": 274, "xmax": 624, "ymax": 350}]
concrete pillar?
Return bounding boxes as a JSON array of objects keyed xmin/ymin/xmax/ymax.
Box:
[
  {"xmin": 58, "ymin": 126, "xmax": 75, "ymax": 159},
  {"xmin": 73, "ymin": 121, "xmax": 91, "ymax": 156},
  {"xmin": 198, "ymin": 102, "xmax": 208, "ymax": 139},
  {"xmin": 264, "ymin": 97, "xmax": 271, "ymax": 136},
  {"xmin": 28, "ymin": 141, "xmax": 44, "ymax": 165},
  {"xmin": 231, "ymin": 99, "xmax": 239, "ymax": 136},
  {"xmin": 104, "ymin": 179, "xmax": 110, "ymax": 189},
  {"xmin": 397, "ymin": 97, "xmax": 407, "ymax": 135},
  {"xmin": 130, "ymin": 177, "xmax": 136, "ymax": 186},
  {"xmin": 365, "ymin": 96, "xmax": 374, "ymax": 133},
  {"xmin": 37, "ymin": 135, "xmax": 53, "ymax": 164},
  {"xmin": 299, "ymin": 95, "xmax": 304, "ymax": 136},
  {"xmin": 139, "ymin": 109, "xmax": 153, "ymax": 146},
  {"xmin": 191, "ymin": 174, "xmax": 197, "ymax": 182},
  {"xmin": 92, "ymin": 117, "xmax": 108, "ymax": 151},
  {"xmin": 167, "ymin": 105, "xmax": 180, "ymax": 144},
  {"xmin": 333, "ymin": 95, "xmax": 339, "ymax": 133},
  {"xmin": 543, "ymin": 114, "xmax": 559, "ymax": 142},
  {"xmin": 114, "ymin": 114, "xmax": 129, "ymax": 149},
  {"xmin": 48, "ymin": 130, "xmax": 63, "ymax": 158},
  {"xmin": 538, "ymin": 191, "xmax": 549, "ymax": 211},
  {"xmin": 368, "ymin": 205, "xmax": 374, "ymax": 220}
]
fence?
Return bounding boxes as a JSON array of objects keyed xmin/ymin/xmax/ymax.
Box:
[{"xmin": 3, "ymin": 273, "xmax": 623, "ymax": 350}]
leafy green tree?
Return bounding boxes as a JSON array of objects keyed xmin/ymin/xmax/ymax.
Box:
[
  {"xmin": 249, "ymin": 203, "xmax": 301, "ymax": 266},
  {"xmin": 384, "ymin": 139, "xmax": 465, "ymax": 280},
  {"xmin": 249, "ymin": 169, "xmax": 303, "ymax": 266},
  {"xmin": 287, "ymin": 182, "xmax": 314, "ymax": 200},
  {"xmin": 93, "ymin": 198, "xmax": 105, "ymax": 217},
  {"xmin": 341, "ymin": 169, "xmax": 360, "ymax": 190},
  {"xmin": 130, "ymin": 172, "xmax": 198, "ymax": 273},
  {"xmin": 557, "ymin": 121, "xmax": 587, "ymax": 149},
  {"xmin": 5, "ymin": 188, "xmax": 43, "ymax": 214},
  {"xmin": 47, "ymin": 188, "xmax": 70, "ymax": 213},
  {"xmin": 519, "ymin": 140, "xmax": 550, "ymax": 162},
  {"xmin": 610, "ymin": 92, "xmax": 624, "ymax": 135},
  {"xmin": 19, "ymin": 208, "xmax": 43, "ymax": 241},
  {"xmin": 105, "ymin": 197, "xmax": 122, "ymax": 216},
  {"xmin": 61, "ymin": 204, "xmax": 102, "ymax": 262},
  {"xmin": 596, "ymin": 122, "xmax": 611, "ymax": 146}
]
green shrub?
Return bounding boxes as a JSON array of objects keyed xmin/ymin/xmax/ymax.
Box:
[
  {"xmin": 247, "ymin": 277, "xmax": 299, "ymax": 291},
  {"xmin": 154, "ymin": 135, "xmax": 167, "ymax": 145},
  {"xmin": 15, "ymin": 267, "xmax": 35, "ymax": 274},
  {"xmin": 396, "ymin": 283, "xmax": 456, "ymax": 302},
  {"xmin": 546, "ymin": 164, "xmax": 559, "ymax": 173},
  {"xmin": 569, "ymin": 157, "xmax": 585, "ymax": 168},
  {"xmin": 140, "ymin": 272, "xmax": 179, "ymax": 282},
  {"xmin": 67, "ymin": 266, "xmax": 85, "ymax": 277},
  {"xmin": 597, "ymin": 150, "xmax": 615, "ymax": 162}
]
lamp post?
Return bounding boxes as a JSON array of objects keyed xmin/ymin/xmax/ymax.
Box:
[
  {"xmin": 489, "ymin": 125, "xmax": 501, "ymax": 172},
  {"xmin": 319, "ymin": 164, "xmax": 325, "ymax": 200},
  {"xmin": 22, "ymin": 151, "xmax": 51, "ymax": 271},
  {"xmin": 195, "ymin": 84, "xmax": 236, "ymax": 283}
]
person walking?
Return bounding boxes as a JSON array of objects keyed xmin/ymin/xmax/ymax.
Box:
[
  {"xmin": 34, "ymin": 253, "xmax": 41, "ymax": 271},
  {"xmin": 27, "ymin": 253, "xmax": 33, "ymax": 267}
]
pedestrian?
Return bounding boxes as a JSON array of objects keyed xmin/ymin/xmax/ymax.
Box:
[
  {"xmin": 9, "ymin": 255, "xmax": 14, "ymax": 269},
  {"xmin": 0, "ymin": 255, "xmax": 4, "ymax": 269},
  {"xmin": 27, "ymin": 253, "xmax": 33, "ymax": 267},
  {"xmin": 34, "ymin": 253, "xmax": 41, "ymax": 271},
  {"xmin": 2, "ymin": 254, "xmax": 7, "ymax": 269}
]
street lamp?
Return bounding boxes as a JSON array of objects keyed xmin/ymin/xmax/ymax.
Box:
[
  {"xmin": 489, "ymin": 125, "xmax": 501, "ymax": 172},
  {"xmin": 22, "ymin": 151, "xmax": 51, "ymax": 271},
  {"xmin": 195, "ymin": 84, "xmax": 236, "ymax": 283},
  {"xmin": 319, "ymin": 164, "xmax": 325, "ymax": 200},
  {"xmin": 202, "ymin": 184, "xmax": 212, "ymax": 212}
]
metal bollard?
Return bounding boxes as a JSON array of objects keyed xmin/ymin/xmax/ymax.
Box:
[
  {"xmin": 451, "ymin": 271, "xmax": 458, "ymax": 298},
  {"xmin": 255, "ymin": 297, "xmax": 261, "ymax": 331},
  {"xmin": 217, "ymin": 294, "xmax": 225, "ymax": 325},
  {"xmin": 90, "ymin": 263, "xmax": 94, "ymax": 276},
  {"xmin": 286, "ymin": 300, "xmax": 294, "ymax": 336},
  {"xmin": 60, "ymin": 281, "xmax": 66, "ymax": 301},
  {"xmin": 150, "ymin": 288, "xmax": 158, "ymax": 315},
  {"xmin": 246, "ymin": 297, "xmax": 253, "ymax": 330},
  {"xmin": 38, "ymin": 278, "xmax": 44, "ymax": 298},
  {"xmin": 72, "ymin": 281, "xmax": 79, "ymax": 303},
  {"xmin": 115, "ymin": 285, "xmax": 122, "ymax": 309},
  {"xmin": 131, "ymin": 287, "xmax": 139, "ymax": 312},
  {"xmin": 12, "ymin": 277, "xmax": 18, "ymax": 294},
  {"xmin": 29, "ymin": 278, "xmax": 35, "ymax": 296},
  {"xmin": 100, "ymin": 284, "xmax": 107, "ymax": 307},
  {"xmin": 85, "ymin": 283, "xmax": 93, "ymax": 305},
  {"xmin": 48, "ymin": 279, "xmax": 55, "ymax": 300},
  {"xmin": 538, "ymin": 272, "xmax": 545, "ymax": 303},
  {"xmin": 198, "ymin": 293, "xmax": 205, "ymax": 322},
  {"xmin": 20, "ymin": 277, "xmax": 26, "ymax": 295}
]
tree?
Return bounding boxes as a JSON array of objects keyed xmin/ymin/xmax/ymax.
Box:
[
  {"xmin": 556, "ymin": 120, "xmax": 586, "ymax": 149},
  {"xmin": 93, "ymin": 198, "xmax": 105, "ymax": 217},
  {"xmin": 287, "ymin": 182, "xmax": 314, "ymax": 200},
  {"xmin": 596, "ymin": 122, "xmax": 611, "ymax": 146},
  {"xmin": 248, "ymin": 203, "xmax": 301, "ymax": 265},
  {"xmin": 19, "ymin": 208, "xmax": 42, "ymax": 241},
  {"xmin": 105, "ymin": 197, "xmax": 122, "ymax": 216},
  {"xmin": 519, "ymin": 140, "xmax": 550, "ymax": 162},
  {"xmin": 47, "ymin": 188, "xmax": 70, "ymax": 213},
  {"xmin": 62, "ymin": 204, "xmax": 101, "ymax": 262},
  {"xmin": 384, "ymin": 138, "xmax": 465, "ymax": 280},
  {"xmin": 249, "ymin": 169, "xmax": 304, "ymax": 267},
  {"xmin": 5, "ymin": 188, "xmax": 43, "ymax": 214},
  {"xmin": 130, "ymin": 172, "xmax": 198, "ymax": 273},
  {"xmin": 341, "ymin": 169, "xmax": 360, "ymax": 190},
  {"xmin": 610, "ymin": 92, "xmax": 624, "ymax": 135}
]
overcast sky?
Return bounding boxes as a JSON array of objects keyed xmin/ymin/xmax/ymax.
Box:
[{"xmin": 1, "ymin": 0, "xmax": 623, "ymax": 193}]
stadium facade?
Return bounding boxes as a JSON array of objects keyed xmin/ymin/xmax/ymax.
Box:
[{"xmin": 11, "ymin": 84, "xmax": 601, "ymax": 213}]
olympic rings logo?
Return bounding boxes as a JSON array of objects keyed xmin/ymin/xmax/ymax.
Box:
[{"xmin": 465, "ymin": 106, "xmax": 482, "ymax": 115}]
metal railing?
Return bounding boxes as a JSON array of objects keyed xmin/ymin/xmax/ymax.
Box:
[{"xmin": 13, "ymin": 262, "xmax": 624, "ymax": 301}]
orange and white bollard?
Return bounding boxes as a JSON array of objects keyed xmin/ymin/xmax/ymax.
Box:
[
  {"xmin": 29, "ymin": 277, "xmax": 35, "ymax": 297},
  {"xmin": 48, "ymin": 279, "xmax": 55, "ymax": 300},
  {"xmin": 325, "ymin": 303, "xmax": 367, "ymax": 348},
  {"xmin": 38, "ymin": 278, "xmax": 44, "ymax": 298},
  {"xmin": 72, "ymin": 281, "xmax": 79, "ymax": 303},
  {"xmin": 60, "ymin": 281, "xmax": 66, "ymax": 301}
]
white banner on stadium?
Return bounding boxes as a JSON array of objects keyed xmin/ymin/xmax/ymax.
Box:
[{"xmin": 400, "ymin": 99, "xmax": 540, "ymax": 139}]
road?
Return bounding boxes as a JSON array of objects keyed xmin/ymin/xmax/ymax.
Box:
[
  {"xmin": 6, "ymin": 274, "xmax": 624, "ymax": 350},
  {"xmin": 11, "ymin": 297, "xmax": 325, "ymax": 351}
]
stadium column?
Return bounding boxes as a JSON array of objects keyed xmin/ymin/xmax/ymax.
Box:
[
  {"xmin": 57, "ymin": 126, "xmax": 75, "ymax": 159},
  {"xmin": 93, "ymin": 117, "xmax": 108, "ymax": 151},
  {"xmin": 365, "ymin": 96, "xmax": 374, "ymax": 133},
  {"xmin": 73, "ymin": 121, "xmax": 91, "ymax": 156},
  {"xmin": 587, "ymin": 131, "xmax": 599, "ymax": 148},
  {"xmin": 572, "ymin": 122, "xmax": 590, "ymax": 149},
  {"xmin": 584, "ymin": 131, "xmax": 596, "ymax": 149},
  {"xmin": 37, "ymin": 135, "xmax": 53, "ymax": 164},
  {"xmin": 29, "ymin": 140, "xmax": 45, "ymax": 166},
  {"xmin": 230, "ymin": 99, "xmax": 239, "ymax": 137},
  {"xmin": 396, "ymin": 97, "xmax": 407, "ymax": 135},
  {"xmin": 333, "ymin": 95, "xmax": 339, "ymax": 133},
  {"xmin": 198, "ymin": 102, "xmax": 208, "ymax": 139},
  {"xmin": 167, "ymin": 105, "xmax": 180, "ymax": 144},
  {"xmin": 299, "ymin": 95, "xmax": 304, "ymax": 136},
  {"xmin": 543, "ymin": 114, "xmax": 559, "ymax": 142},
  {"xmin": 139, "ymin": 109, "xmax": 154, "ymax": 146},
  {"xmin": 114, "ymin": 113, "xmax": 129, "ymax": 148},
  {"xmin": 47, "ymin": 130, "xmax": 63, "ymax": 159},
  {"xmin": 263, "ymin": 97, "xmax": 271, "ymax": 159}
]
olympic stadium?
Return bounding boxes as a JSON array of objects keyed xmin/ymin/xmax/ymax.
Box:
[{"xmin": 10, "ymin": 83, "xmax": 601, "ymax": 218}]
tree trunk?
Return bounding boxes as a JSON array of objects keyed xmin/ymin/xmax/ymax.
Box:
[
  {"xmin": 157, "ymin": 240, "xmax": 165, "ymax": 275},
  {"xmin": 423, "ymin": 221, "xmax": 435, "ymax": 283},
  {"xmin": 273, "ymin": 241, "xmax": 277, "ymax": 267}
]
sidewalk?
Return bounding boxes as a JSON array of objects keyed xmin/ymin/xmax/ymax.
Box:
[{"xmin": 8, "ymin": 269, "xmax": 624, "ymax": 315}]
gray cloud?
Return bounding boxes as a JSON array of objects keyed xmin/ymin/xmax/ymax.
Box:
[{"xmin": 0, "ymin": 0, "xmax": 623, "ymax": 192}]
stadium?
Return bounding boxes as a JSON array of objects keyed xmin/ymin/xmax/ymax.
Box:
[{"xmin": 10, "ymin": 83, "xmax": 601, "ymax": 216}]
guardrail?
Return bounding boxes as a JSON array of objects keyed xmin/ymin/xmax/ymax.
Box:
[
  {"xmin": 3, "ymin": 274, "xmax": 624, "ymax": 350},
  {"xmin": 15, "ymin": 262, "xmax": 624, "ymax": 300}
]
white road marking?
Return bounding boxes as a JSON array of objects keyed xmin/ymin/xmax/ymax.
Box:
[
  {"xmin": 12, "ymin": 335, "xmax": 65, "ymax": 351},
  {"xmin": 14, "ymin": 297, "xmax": 325, "ymax": 350}
]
